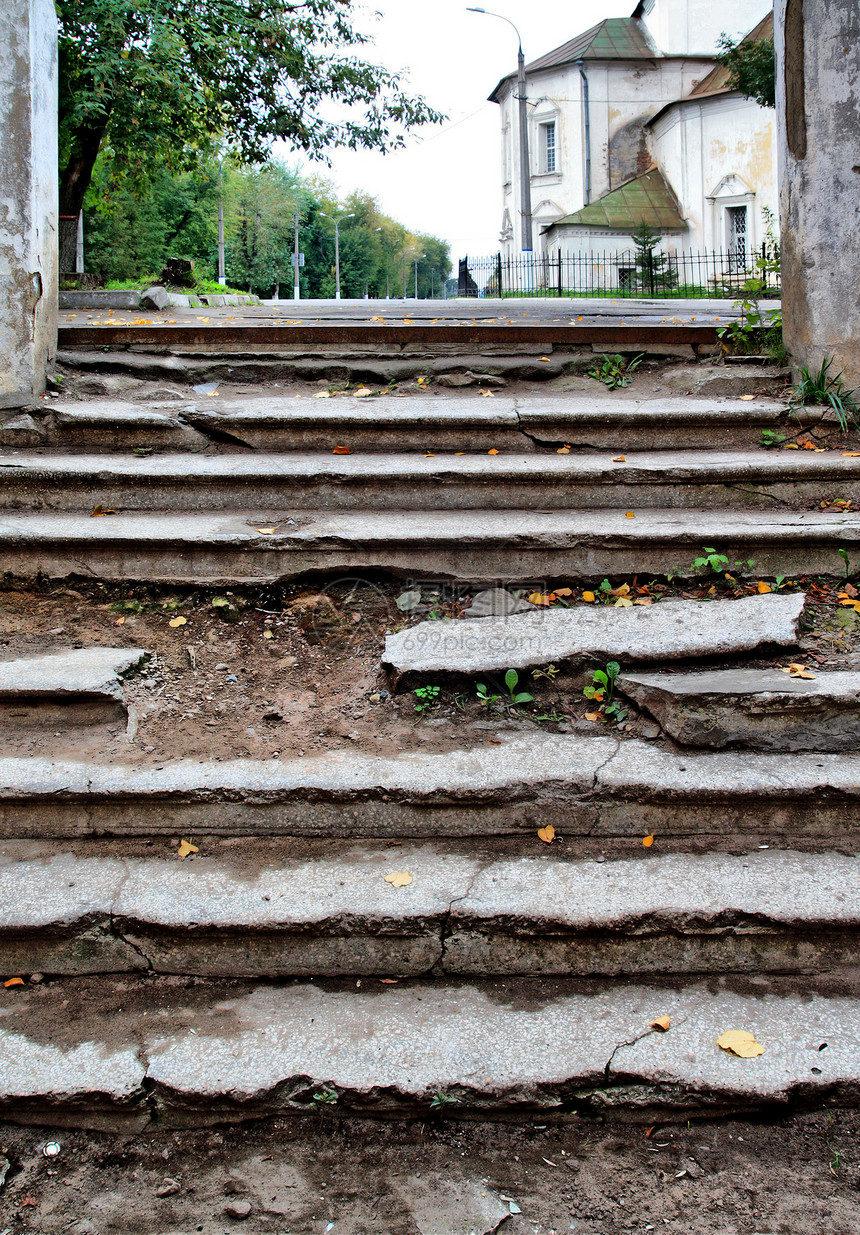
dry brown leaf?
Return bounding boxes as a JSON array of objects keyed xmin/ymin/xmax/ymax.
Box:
[
  {"xmin": 114, "ymin": 616, "xmax": 125, "ymax": 625},
  {"xmin": 354, "ymin": 388, "xmax": 373, "ymax": 398},
  {"xmin": 585, "ymin": 711, "xmax": 600, "ymax": 722},
  {"xmin": 177, "ymin": 839, "xmax": 199, "ymax": 859},
  {"xmin": 91, "ymin": 504, "xmax": 116, "ymax": 517},
  {"xmin": 642, "ymin": 834, "xmax": 655, "ymax": 848},
  {"xmin": 332, "ymin": 445, "xmax": 351, "ymax": 455},
  {"xmin": 581, "ymin": 591, "xmax": 596, "ymax": 603},
  {"xmin": 739, "ymin": 394, "xmax": 755, "ymax": 401},
  {"xmin": 263, "ymin": 629, "xmax": 274, "ymax": 640},
  {"xmin": 537, "ymin": 824, "xmax": 556, "ymax": 844},
  {"xmin": 379, "ymin": 978, "xmax": 398, "ymax": 983},
  {"xmin": 480, "ymin": 389, "xmax": 495, "ymax": 398},
  {"xmin": 651, "ymin": 1015, "xmax": 671, "ymax": 1032},
  {"xmin": 384, "ymin": 871, "xmax": 412, "ymax": 888},
  {"xmin": 757, "ymin": 581, "xmax": 772, "ymax": 593},
  {"xmin": 554, "ymin": 587, "xmax": 572, "ymax": 597},
  {"xmin": 4, "ymin": 977, "xmax": 24, "ymax": 987},
  {"xmin": 168, "ymin": 616, "xmax": 187, "ymax": 628},
  {"xmin": 313, "ymin": 390, "xmax": 332, "ymax": 399},
  {"xmin": 717, "ymin": 1029, "xmax": 765, "ymax": 1057}
]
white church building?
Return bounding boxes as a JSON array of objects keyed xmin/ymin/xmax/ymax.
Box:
[{"xmin": 489, "ymin": 0, "xmax": 775, "ymax": 264}]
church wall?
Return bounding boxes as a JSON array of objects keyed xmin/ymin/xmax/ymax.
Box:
[{"xmin": 641, "ymin": 0, "xmax": 772, "ymax": 56}]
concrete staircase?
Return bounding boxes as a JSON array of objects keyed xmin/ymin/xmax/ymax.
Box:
[{"xmin": 2, "ymin": 387, "xmax": 860, "ymax": 1131}]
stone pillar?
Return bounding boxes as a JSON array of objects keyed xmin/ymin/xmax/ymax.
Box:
[
  {"xmin": 775, "ymin": 0, "xmax": 860, "ymax": 386},
  {"xmin": 0, "ymin": 0, "xmax": 58, "ymax": 409}
]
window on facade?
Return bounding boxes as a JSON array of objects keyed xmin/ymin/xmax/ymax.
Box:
[
  {"xmin": 726, "ymin": 205, "xmax": 748, "ymax": 269},
  {"xmin": 540, "ymin": 122, "xmax": 557, "ymax": 174}
]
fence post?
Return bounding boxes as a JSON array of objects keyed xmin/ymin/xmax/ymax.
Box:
[
  {"xmin": 557, "ymin": 251, "xmax": 562, "ymax": 297},
  {"xmin": 647, "ymin": 249, "xmax": 655, "ymax": 297},
  {"xmin": 496, "ymin": 252, "xmax": 503, "ymax": 298}
]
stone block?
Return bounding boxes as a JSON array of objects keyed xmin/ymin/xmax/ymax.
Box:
[{"xmin": 140, "ymin": 286, "xmax": 169, "ymax": 311}]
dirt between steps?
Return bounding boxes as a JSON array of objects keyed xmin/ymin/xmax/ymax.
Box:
[
  {"xmin": 0, "ymin": 576, "xmax": 858, "ymax": 770},
  {"xmin": 1, "ymin": 1105, "xmax": 859, "ymax": 1234}
]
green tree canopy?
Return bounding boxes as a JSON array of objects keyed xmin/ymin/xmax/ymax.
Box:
[
  {"xmin": 57, "ymin": 0, "xmax": 444, "ymax": 216},
  {"xmin": 716, "ymin": 34, "xmax": 776, "ymax": 109}
]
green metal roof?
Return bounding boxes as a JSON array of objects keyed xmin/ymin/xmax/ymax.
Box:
[
  {"xmin": 550, "ymin": 168, "xmax": 687, "ymax": 231},
  {"xmin": 526, "ymin": 17, "xmax": 659, "ymax": 72}
]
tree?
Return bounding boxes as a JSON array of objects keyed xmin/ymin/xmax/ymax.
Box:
[
  {"xmin": 56, "ymin": 0, "xmax": 444, "ymax": 218},
  {"xmin": 716, "ymin": 34, "xmax": 776, "ymax": 109},
  {"xmin": 630, "ymin": 222, "xmax": 677, "ymax": 292}
]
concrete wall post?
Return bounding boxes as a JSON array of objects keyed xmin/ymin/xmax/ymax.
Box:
[
  {"xmin": 0, "ymin": 0, "xmax": 58, "ymax": 409},
  {"xmin": 775, "ymin": 0, "xmax": 860, "ymax": 386}
]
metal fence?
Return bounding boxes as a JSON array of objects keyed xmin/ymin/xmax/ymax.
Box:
[{"xmin": 457, "ymin": 248, "xmax": 780, "ymax": 300}]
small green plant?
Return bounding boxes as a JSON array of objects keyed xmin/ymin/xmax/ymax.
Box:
[
  {"xmin": 691, "ymin": 547, "xmax": 755, "ymax": 578},
  {"xmin": 759, "ymin": 429, "xmax": 788, "ymax": 448},
  {"xmin": 476, "ymin": 682, "xmax": 502, "ymax": 710},
  {"xmin": 430, "ymin": 1090, "xmax": 460, "ymax": 1112},
  {"xmin": 311, "ymin": 1086, "xmax": 338, "ymax": 1107},
  {"xmin": 838, "ymin": 547, "xmax": 853, "ymax": 578},
  {"xmin": 414, "ymin": 685, "xmax": 440, "ymax": 714},
  {"xmin": 588, "ymin": 353, "xmax": 644, "ymax": 389},
  {"xmin": 793, "ymin": 359, "xmax": 858, "ymax": 433},
  {"xmin": 532, "ymin": 663, "xmax": 560, "ymax": 682},
  {"xmin": 583, "ymin": 661, "xmax": 620, "ymax": 706},
  {"xmin": 504, "ymin": 669, "xmax": 534, "ymax": 706},
  {"xmin": 598, "ymin": 578, "xmax": 613, "ymax": 602}
]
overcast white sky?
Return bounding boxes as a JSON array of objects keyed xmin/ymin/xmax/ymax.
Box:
[{"xmin": 277, "ymin": 0, "xmax": 634, "ymax": 263}]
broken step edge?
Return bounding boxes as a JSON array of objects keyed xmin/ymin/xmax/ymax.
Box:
[
  {"xmin": 2, "ymin": 978, "xmax": 860, "ymax": 1130},
  {"xmin": 2, "ymin": 846, "xmax": 860, "ymax": 980}
]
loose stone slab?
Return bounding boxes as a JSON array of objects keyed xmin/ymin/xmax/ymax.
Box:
[
  {"xmin": 5, "ymin": 977, "xmax": 860, "ymax": 1128},
  {"xmin": 3, "ymin": 843, "xmax": 860, "ymax": 979},
  {"xmin": 619, "ymin": 668, "xmax": 860, "ymax": 751},
  {"xmin": 0, "ymin": 646, "xmax": 147, "ymax": 724},
  {"xmin": 383, "ymin": 593, "xmax": 805, "ymax": 681}
]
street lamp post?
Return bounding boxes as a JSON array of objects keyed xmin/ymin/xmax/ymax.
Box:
[
  {"xmin": 467, "ymin": 7, "xmax": 533, "ymax": 259},
  {"xmin": 318, "ymin": 211, "xmax": 355, "ymax": 300}
]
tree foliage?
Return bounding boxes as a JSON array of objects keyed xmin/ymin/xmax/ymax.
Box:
[
  {"xmin": 716, "ymin": 34, "xmax": 776, "ymax": 109},
  {"xmin": 82, "ymin": 158, "xmax": 452, "ymax": 299},
  {"xmin": 56, "ymin": 0, "xmax": 444, "ymax": 215},
  {"xmin": 630, "ymin": 222, "xmax": 677, "ymax": 291}
]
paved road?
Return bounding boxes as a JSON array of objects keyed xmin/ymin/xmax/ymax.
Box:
[{"xmin": 61, "ymin": 295, "xmax": 765, "ymax": 328}]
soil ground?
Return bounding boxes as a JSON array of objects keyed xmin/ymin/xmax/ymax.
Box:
[{"xmin": 1, "ymin": 1107, "xmax": 859, "ymax": 1234}]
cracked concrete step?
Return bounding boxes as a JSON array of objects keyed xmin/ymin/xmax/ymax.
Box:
[
  {"xmin": 1, "ymin": 733, "xmax": 860, "ymax": 840},
  {"xmin": 619, "ymin": 668, "xmax": 860, "ymax": 752},
  {"xmin": 7, "ymin": 396, "xmax": 801, "ymax": 454},
  {"xmin": 384, "ymin": 593, "xmax": 805, "ymax": 684},
  {"xmin": 2, "ymin": 449, "xmax": 860, "ymax": 512},
  {"xmin": 0, "ymin": 509, "xmax": 857, "ymax": 584},
  {"xmin": 3, "ymin": 843, "xmax": 860, "ymax": 981},
  {"xmin": 0, "ymin": 647, "xmax": 147, "ymax": 726},
  {"xmin": 2, "ymin": 974, "xmax": 859, "ymax": 1130}
]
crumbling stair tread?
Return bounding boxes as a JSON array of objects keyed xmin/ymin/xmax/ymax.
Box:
[
  {"xmin": 3, "ymin": 976, "xmax": 860, "ymax": 1130},
  {"xmin": 0, "ymin": 646, "xmax": 146, "ymax": 701}
]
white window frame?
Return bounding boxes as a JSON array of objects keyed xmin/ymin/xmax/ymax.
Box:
[{"xmin": 541, "ymin": 121, "xmax": 557, "ymax": 174}]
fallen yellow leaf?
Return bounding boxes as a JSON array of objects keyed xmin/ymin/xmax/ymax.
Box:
[
  {"xmin": 169, "ymin": 616, "xmax": 187, "ymax": 628},
  {"xmin": 585, "ymin": 711, "xmax": 600, "ymax": 722},
  {"xmin": 528, "ymin": 592, "xmax": 555, "ymax": 606},
  {"xmin": 626, "ymin": 512, "xmax": 635, "ymax": 519},
  {"xmin": 487, "ymin": 448, "xmax": 500, "ymax": 455},
  {"xmin": 554, "ymin": 587, "xmax": 572, "ymax": 597},
  {"xmin": 614, "ymin": 597, "xmax": 634, "ymax": 607},
  {"xmin": 354, "ymin": 388, "xmax": 373, "ymax": 398},
  {"xmin": 642, "ymin": 834, "xmax": 655, "ymax": 848},
  {"xmin": 843, "ymin": 452, "xmax": 860, "ymax": 457},
  {"xmin": 480, "ymin": 389, "xmax": 495, "ymax": 398},
  {"xmin": 4, "ymin": 977, "xmax": 24, "ymax": 987},
  {"xmin": 114, "ymin": 616, "xmax": 125, "ymax": 625},
  {"xmin": 379, "ymin": 978, "xmax": 398, "ymax": 983},
  {"xmin": 582, "ymin": 591, "xmax": 596, "ymax": 603},
  {"xmin": 612, "ymin": 455, "xmax": 626, "ymax": 463},
  {"xmin": 557, "ymin": 445, "xmax": 571, "ymax": 454},
  {"xmin": 177, "ymin": 839, "xmax": 199, "ymax": 859},
  {"xmin": 717, "ymin": 1029, "xmax": 765, "ymax": 1058},
  {"xmin": 739, "ymin": 394, "xmax": 755, "ymax": 401},
  {"xmin": 384, "ymin": 871, "xmax": 412, "ymax": 887},
  {"xmin": 257, "ymin": 527, "xmax": 275, "ymax": 535},
  {"xmin": 313, "ymin": 391, "xmax": 332, "ymax": 399},
  {"xmin": 784, "ymin": 443, "xmax": 799, "ymax": 449},
  {"xmin": 539, "ymin": 356, "xmax": 551, "ymax": 361},
  {"xmin": 651, "ymin": 1015, "xmax": 671, "ymax": 1032},
  {"xmin": 537, "ymin": 825, "xmax": 556, "ymax": 844},
  {"xmin": 91, "ymin": 504, "xmax": 116, "ymax": 517},
  {"xmin": 263, "ymin": 629, "xmax": 274, "ymax": 640},
  {"xmin": 757, "ymin": 581, "xmax": 772, "ymax": 593}
]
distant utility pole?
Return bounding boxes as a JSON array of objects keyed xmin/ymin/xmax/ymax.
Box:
[
  {"xmin": 414, "ymin": 259, "xmax": 419, "ymax": 299},
  {"xmin": 318, "ymin": 211, "xmax": 355, "ymax": 299},
  {"xmin": 293, "ymin": 207, "xmax": 300, "ymax": 300},
  {"xmin": 217, "ymin": 163, "xmax": 226, "ymax": 286}
]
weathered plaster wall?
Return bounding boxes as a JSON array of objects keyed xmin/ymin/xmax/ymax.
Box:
[
  {"xmin": 0, "ymin": 0, "xmax": 58, "ymax": 409},
  {"xmin": 775, "ymin": 0, "xmax": 860, "ymax": 385},
  {"xmin": 642, "ymin": 0, "xmax": 772, "ymax": 56},
  {"xmin": 651, "ymin": 94, "xmax": 778, "ymax": 250}
]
